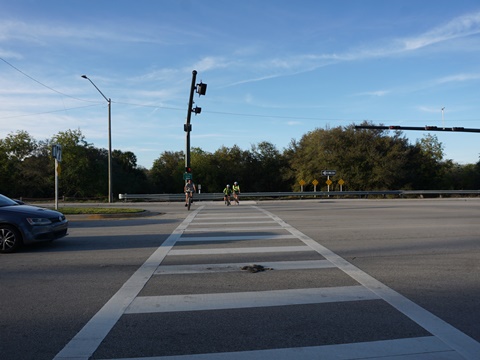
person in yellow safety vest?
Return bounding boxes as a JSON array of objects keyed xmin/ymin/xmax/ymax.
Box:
[
  {"xmin": 232, "ymin": 181, "xmax": 240, "ymax": 205},
  {"xmin": 223, "ymin": 184, "xmax": 232, "ymax": 205}
]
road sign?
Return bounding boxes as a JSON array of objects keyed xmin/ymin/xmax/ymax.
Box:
[
  {"xmin": 299, "ymin": 180, "xmax": 306, "ymax": 186},
  {"xmin": 322, "ymin": 170, "xmax": 336, "ymax": 176},
  {"xmin": 326, "ymin": 179, "xmax": 332, "ymax": 186},
  {"xmin": 312, "ymin": 179, "xmax": 318, "ymax": 186},
  {"xmin": 338, "ymin": 179, "xmax": 345, "ymax": 185},
  {"xmin": 183, "ymin": 173, "xmax": 193, "ymax": 180},
  {"xmin": 52, "ymin": 144, "xmax": 62, "ymax": 162}
]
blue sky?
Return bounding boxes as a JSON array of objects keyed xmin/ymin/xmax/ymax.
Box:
[{"xmin": 1, "ymin": 0, "xmax": 480, "ymax": 169}]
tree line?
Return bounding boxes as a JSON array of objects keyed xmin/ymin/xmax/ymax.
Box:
[{"xmin": 1, "ymin": 122, "xmax": 479, "ymax": 201}]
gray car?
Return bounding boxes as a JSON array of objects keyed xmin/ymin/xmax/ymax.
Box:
[{"xmin": 0, "ymin": 194, "xmax": 68, "ymax": 253}]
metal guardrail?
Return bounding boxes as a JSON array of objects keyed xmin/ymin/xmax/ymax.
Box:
[{"xmin": 118, "ymin": 190, "xmax": 480, "ymax": 202}]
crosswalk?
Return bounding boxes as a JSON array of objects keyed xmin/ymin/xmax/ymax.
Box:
[{"xmin": 55, "ymin": 204, "xmax": 480, "ymax": 360}]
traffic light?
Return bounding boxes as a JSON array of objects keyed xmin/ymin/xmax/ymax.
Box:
[
  {"xmin": 192, "ymin": 106, "xmax": 202, "ymax": 115},
  {"xmin": 185, "ymin": 166, "xmax": 192, "ymax": 173},
  {"xmin": 196, "ymin": 82, "xmax": 207, "ymax": 96}
]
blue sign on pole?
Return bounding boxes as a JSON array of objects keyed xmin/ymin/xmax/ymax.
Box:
[
  {"xmin": 321, "ymin": 170, "xmax": 336, "ymax": 176},
  {"xmin": 52, "ymin": 144, "xmax": 62, "ymax": 162}
]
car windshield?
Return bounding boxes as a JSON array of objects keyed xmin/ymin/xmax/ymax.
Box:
[{"xmin": 0, "ymin": 194, "xmax": 19, "ymax": 207}]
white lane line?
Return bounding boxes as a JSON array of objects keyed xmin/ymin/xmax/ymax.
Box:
[
  {"xmin": 255, "ymin": 206, "xmax": 480, "ymax": 360},
  {"xmin": 183, "ymin": 226, "xmax": 286, "ymax": 232},
  {"xmin": 189, "ymin": 220, "xmax": 276, "ymax": 225},
  {"xmin": 53, "ymin": 207, "xmax": 204, "ymax": 360},
  {"xmin": 178, "ymin": 234, "xmax": 296, "ymax": 242},
  {"xmin": 96, "ymin": 336, "xmax": 459, "ymax": 360},
  {"xmin": 193, "ymin": 215, "xmax": 270, "ymax": 220},
  {"xmin": 154, "ymin": 260, "xmax": 335, "ymax": 275},
  {"xmin": 125, "ymin": 285, "xmax": 378, "ymax": 314},
  {"xmin": 168, "ymin": 245, "xmax": 312, "ymax": 256}
]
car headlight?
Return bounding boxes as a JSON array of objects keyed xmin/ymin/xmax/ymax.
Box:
[{"xmin": 26, "ymin": 218, "xmax": 52, "ymax": 225}]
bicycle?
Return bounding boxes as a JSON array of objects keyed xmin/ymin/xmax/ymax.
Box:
[
  {"xmin": 184, "ymin": 179, "xmax": 196, "ymax": 211},
  {"xmin": 186, "ymin": 191, "xmax": 193, "ymax": 210}
]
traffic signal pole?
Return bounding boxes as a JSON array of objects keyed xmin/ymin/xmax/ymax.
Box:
[
  {"xmin": 184, "ymin": 70, "xmax": 207, "ymax": 179},
  {"xmin": 355, "ymin": 125, "xmax": 480, "ymax": 133},
  {"xmin": 185, "ymin": 70, "xmax": 197, "ymax": 171}
]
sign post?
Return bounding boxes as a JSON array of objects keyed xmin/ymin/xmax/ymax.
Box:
[
  {"xmin": 322, "ymin": 170, "xmax": 336, "ymax": 194},
  {"xmin": 52, "ymin": 145, "xmax": 62, "ymax": 210},
  {"xmin": 326, "ymin": 177, "xmax": 333, "ymax": 192},
  {"xmin": 299, "ymin": 179, "xmax": 306, "ymax": 192},
  {"xmin": 321, "ymin": 170, "xmax": 336, "ymax": 176}
]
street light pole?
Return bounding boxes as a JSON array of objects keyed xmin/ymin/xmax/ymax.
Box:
[
  {"xmin": 81, "ymin": 75, "xmax": 113, "ymax": 203},
  {"xmin": 441, "ymin": 107, "xmax": 445, "ymax": 129}
]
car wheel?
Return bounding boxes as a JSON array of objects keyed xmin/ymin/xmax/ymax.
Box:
[{"xmin": 0, "ymin": 225, "xmax": 22, "ymax": 253}]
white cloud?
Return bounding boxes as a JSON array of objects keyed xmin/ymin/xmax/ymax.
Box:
[
  {"xmin": 355, "ymin": 90, "xmax": 390, "ymax": 97},
  {"xmin": 436, "ymin": 73, "xmax": 480, "ymax": 84},
  {"xmin": 402, "ymin": 11, "xmax": 480, "ymax": 51},
  {"xmin": 417, "ymin": 105, "xmax": 445, "ymax": 114},
  {"xmin": 287, "ymin": 121, "xmax": 302, "ymax": 126}
]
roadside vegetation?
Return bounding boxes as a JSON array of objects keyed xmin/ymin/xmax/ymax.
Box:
[
  {"xmin": 1, "ymin": 122, "xmax": 479, "ymax": 201},
  {"xmin": 57, "ymin": 207, "xmax": 144, "ymax": 215}
]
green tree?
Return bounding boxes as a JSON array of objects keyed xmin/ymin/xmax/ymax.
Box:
[
  {"xmin": 0, "ymin": 131, "xmax": 45, "ymax": 198},
  {"xmin": 247, "ymin": 141, "xmax": 288, "ymax": 192},
  {"xmin": 112, "ymin": 150, "xmax": 149, "ymax": 195},
  {"xmin": 287, "ymin": 122, "xmax": 419, "ymax": 191},
  {"xmin": 52, "ymin": 129, "xmax": 106, "ymax": 198},
  {"xmin": 189, "ymin": 148, "xmax": 218, "ymax": 193},
  {"xmin": 212, "ymin": 145, "xmax": 246, "ymax": 190},
  {"xmin": 413, "ymin": 134, "xmax": 447, "ymax": 189},
  {"xmin": 149, "ymin": 151, "xmax": 184, "ymax": 193},
  {"xmin": 18, "ymin": 139, "xmax": 54, "ymax": 198},
  {"xmin": 2, "ymin": 130, "xmax": 37, "ymax": 161}
]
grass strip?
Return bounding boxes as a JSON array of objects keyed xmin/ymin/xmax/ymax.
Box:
[{"xmin": 53, "ymin": 207, "xmax": 144, "ymax": 215}]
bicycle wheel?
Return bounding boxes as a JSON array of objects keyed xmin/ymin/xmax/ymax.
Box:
[{"xmin": 187, "ymin": 196, "xmax": 192, "ymax": 210}]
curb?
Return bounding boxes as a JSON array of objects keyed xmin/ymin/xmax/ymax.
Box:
[{"xmin": 66, "ymin": 210, "xmax": 162, "ymax": 221}]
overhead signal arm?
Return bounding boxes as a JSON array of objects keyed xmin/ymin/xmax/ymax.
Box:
[{"xmin": 355, "ymin": 125, "xmax": 480, "ymax": 133}]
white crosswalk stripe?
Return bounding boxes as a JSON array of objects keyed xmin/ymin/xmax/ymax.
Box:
[{"xmin": 55, "ymin": 204, "xmax": 480, "ymax": 360}]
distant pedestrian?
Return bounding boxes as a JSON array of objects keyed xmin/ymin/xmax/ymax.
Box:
[
  {"xmin": 223, "ymin": 184, "xmax": 232, "ymax": 206},
  {"xmin": 232, "ymin": 181, "xmax": 240, "ymax": 205}
]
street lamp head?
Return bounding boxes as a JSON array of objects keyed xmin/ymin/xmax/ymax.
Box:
[{"xmin": 81, "ymin": 75, "xmax": 88, "ymax": 79}]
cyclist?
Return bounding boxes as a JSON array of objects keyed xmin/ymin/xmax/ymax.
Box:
[
  {"xmin": 184, "ymin": 179, "xmax": 196, "ymax": 207},
  {"xmin": 232, "ymin": 181, "xmax": 241, "ymax": 205},
  {"xmin": 223, "ymin": 184, "xmax": 233, "ymax": 205}
]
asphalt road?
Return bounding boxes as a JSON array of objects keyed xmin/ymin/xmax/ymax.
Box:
[{"xmin": 1, "ymin": 198, "xmax": 479, "ymax": 360}]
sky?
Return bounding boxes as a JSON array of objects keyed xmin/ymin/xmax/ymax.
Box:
[{"xmin": 1, "ymin": 0, "xmax": 480, "ymax": 169}]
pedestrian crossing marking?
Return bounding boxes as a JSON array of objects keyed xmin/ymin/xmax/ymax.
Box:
[
  {"xmin": 125, "ymin": 285, "xmax": 379, "ymax": 314},
  {"xmin": 55, "ymin": 204, "xmax": 480, "ymax": 360}
]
